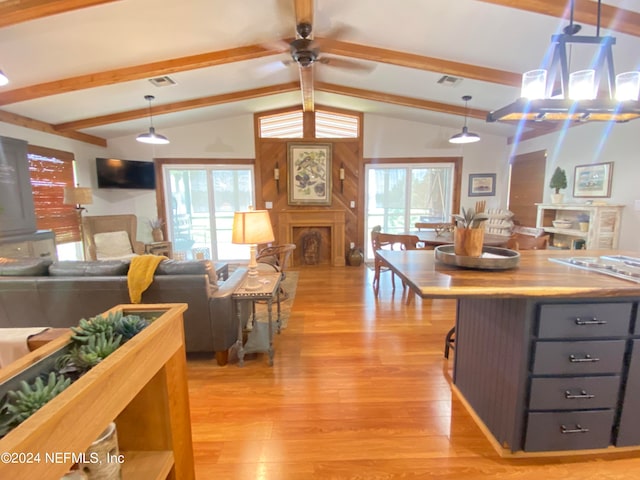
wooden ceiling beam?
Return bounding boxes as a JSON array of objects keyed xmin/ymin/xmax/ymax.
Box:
[
  {"xmin": 294, "ymin": 0, "xmax": 313, "ymax": 26},
  {"xmin": 477, "ymin": 0, "xmax": 640, "ymax": 38},
  {"xmin": 319, "ymin": 38, "xmax": 521, "ymax": 87},
  {"xmin": 0, "ymin": 0, "xmax": 119, "ymax": 28},
  {"xmin": 0, "ymin": 109, "xmax": 106, "ymax": 146},
  {"xmin": 316, "ymin": 82, "xmax": 490, "ymax": 120},
  {"xmin": 0, "ymin": 43, "xmax": 284, "ymax": 106},
  {"xmin": 54, "ymin": 82, "xmax": 301, "ymax": 130},
  {"xmin": 299, "ymin": 67, "xmax": 314, "ymax": 112}
]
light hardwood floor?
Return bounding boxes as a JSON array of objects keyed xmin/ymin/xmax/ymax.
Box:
[{"xmin": 187, "ymin": 265, "xmax": 640, "ymax": 479}]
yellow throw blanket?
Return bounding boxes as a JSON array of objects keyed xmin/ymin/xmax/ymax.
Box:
[{"xmin": 127, "ymin": 255, "xmax": 167, "ymax": 304}]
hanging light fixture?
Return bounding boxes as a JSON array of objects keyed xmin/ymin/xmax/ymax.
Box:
[
  {"xmin": 487, "ymin": 0, "xmax": 640, "ymax": 123},
  {"xmin": 0, "ymin": 70, "xmax": 8, "ymax": 86},
  {"xmin": 449, "ymin": 95, "xmax": 480, "ymax": 144},
  {"xmin": 136, "ymin": 95, "xmax": 170, "ymax": 144}
]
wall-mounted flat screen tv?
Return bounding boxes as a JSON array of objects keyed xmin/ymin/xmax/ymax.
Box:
[{"xmin": 96, "ymin": 157, "xmax": 156, "ymax": 190}]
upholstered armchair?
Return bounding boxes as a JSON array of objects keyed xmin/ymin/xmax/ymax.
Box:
[{"xmin": 82, "ymin": 214, "xmax": 145, "ymax": 260}]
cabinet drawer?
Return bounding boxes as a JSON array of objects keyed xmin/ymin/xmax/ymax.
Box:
[
  {"xmin": 532, "ymin": 340, "xmax": 626, "ymax": 375},
  {"xmin": 30, "ymin": 238, "xmax": 55, "ymax": 259},
  {"xmin": 525, "ymin": 410, "xmax": 615, "ymax": 451},
  {"xmin": 538, "ymin": 303, "xmax": 632, "ymax": 339},
  {"xmin": 529, "ymin": 376, "xmax": 621, "ymax": 410}
]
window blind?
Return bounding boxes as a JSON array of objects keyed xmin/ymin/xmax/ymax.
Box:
[{"xmin": 27, "ymin": 145, "xmax": 80, "ymax": 244}]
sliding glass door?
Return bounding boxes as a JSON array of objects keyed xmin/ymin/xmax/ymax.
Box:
[
  {"xmin": 364, "ymin": 163, "xmax": 456, "ymax": 258},
  {"xmin": 163, "ymin": 165, "xmax": 255, "ymax": 261}
]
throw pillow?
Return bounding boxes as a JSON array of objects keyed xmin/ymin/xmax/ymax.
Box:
[{"xmin": 93, "ymin": 231, "xmax": 135, "ymax": 260}]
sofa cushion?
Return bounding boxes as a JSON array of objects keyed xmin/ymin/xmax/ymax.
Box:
[
  {"xmin": 0, "ymin": 258, "xmax": 51, "ymax": 276},
  {"xmin": 156, "ymin": 259, "xmax": 218, "ymax": 290},
  {"xmin": 94, "ymin": 231, "xmax": 135, "ymax": 260},
  {"xmin": 49, "ymin": 260, "xmax": 130, "ymax": 277}
]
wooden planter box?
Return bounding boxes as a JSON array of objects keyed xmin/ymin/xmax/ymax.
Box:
[{"xmin": 0, "ymin": 303, "xmax": 194, "ymax": 480}]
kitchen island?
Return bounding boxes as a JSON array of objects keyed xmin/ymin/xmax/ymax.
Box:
[{"xmin": 377, "ymin": 249, "xmax": 640, "ymax": 456}]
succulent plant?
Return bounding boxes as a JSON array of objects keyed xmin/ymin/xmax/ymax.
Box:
[
  {"xmin": 71, "ymin": 312, "xmax": 119, "ymax": 342},
  {"xmin": 0, "ymin": 372, "xmax": 71, "ymax": 437},
  {"xmin": 114, "ymin": 314, "xmax": 150, "ymax": 340},
  {"xmin": 58, "ymin": 332, "xmax": 123, "ymax": 373},
  {"xmin": 452, "ymin": 207, "xmax": 489, "ymax": 229}
]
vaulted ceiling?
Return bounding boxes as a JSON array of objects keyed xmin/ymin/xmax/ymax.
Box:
[{"xmin": 0, "ymin": 0, "xmax": 638, "ymax": 147}]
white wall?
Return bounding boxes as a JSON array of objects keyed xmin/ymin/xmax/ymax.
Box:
[
  {"xmin": 363, "ymin": 114, "xmax": 511, "ymax": 210},
  {"xmin": 512, "ymin": 121, "xmax": 639, "ymax": 250}
]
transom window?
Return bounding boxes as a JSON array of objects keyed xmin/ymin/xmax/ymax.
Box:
[{"xmin": 257, "ymin": 108, "xmax": 359, "ymax": 138}]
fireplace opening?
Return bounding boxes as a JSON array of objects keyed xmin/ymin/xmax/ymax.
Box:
[{"xmin": 301, "ymin": 231, "xmax": 321, "ymax": 265}]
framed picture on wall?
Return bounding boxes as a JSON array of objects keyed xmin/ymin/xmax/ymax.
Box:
[
  {"xmin": 287, "ymin": 143, "xmax": 332, "ymax": 205},
  {"xmin": 573, "ymin": 162, "xmax": 613, "ymax": 198},
  {"xmin": 468, "ymin": 173, "xmax": 496, "ymax": 197}
]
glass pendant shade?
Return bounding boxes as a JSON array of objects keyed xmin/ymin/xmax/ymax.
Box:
[
  {"xmin": 616, "ymin": 72, "xmax": 640, "ymax": 101},
  {"xmin": 0, "ymin": 70, "xmax": 8, "ymax": 86},
  {"xmin": 569, "ymin": 69, "xmax": 596, "ymax": 100},
  {"xmin": 521, "ymin": 69, "xmax": 547, "ymax": 99}
]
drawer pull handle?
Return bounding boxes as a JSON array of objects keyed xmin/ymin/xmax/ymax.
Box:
[
  {"xmin": 564, "ymin": 390, "xmax": 595, "ymax": 400},
  {"xmin": 560, "ymin": 424, "xmax": 590, "ymax": 434},
  {"xmin": 575, "ymin": 317, "xmax": 607, "ymax": 326},
  {"xmin": 569, "ymin": 354, "xmax": 600, "ymax": 363}
]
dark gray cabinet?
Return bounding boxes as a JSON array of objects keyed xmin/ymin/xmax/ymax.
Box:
[
  {"xmin": 0, "ymin": 136, "xmax": 36, "ymax": 237},
  {"xmin": 453, "ymin": 297, "xmax": 640, "ymax": 453}
]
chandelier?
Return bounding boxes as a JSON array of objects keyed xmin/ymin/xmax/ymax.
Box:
[{"xmin": 487, "ymin": 0, "xmax": 640, "ymax": 124}]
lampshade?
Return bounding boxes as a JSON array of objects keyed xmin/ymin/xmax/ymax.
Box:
[
  {"xmin": 136, "ymin": 95, "xmax": 170, "ymax": 145},
  {"xmin": 449, "ymin": 95, "xmax": 480, "ymax": 144},
  {"xmin": 63, "ymin": 186, "xmax": 93, "ymax": 206},
  {"xmin": 0, "ymin": 70, "xmax": 8, "ymax": 86},
  {"xmin": 136, "ymin": 127, "xmax": 170, "ymax": 145},
  {"xmin": 232, "ymin": 210, "xmax": 275, "ymax": 245}
]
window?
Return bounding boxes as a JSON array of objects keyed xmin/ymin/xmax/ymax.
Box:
[
  {"xmin": 257, "ymin": 108, "xmax": 360, "ymax": 139},
  {"xmin": 364, "ymin": 162, "xmax": 457, "ymax": 258},
  {"xmin": 259, "ymin": 110, "xmax": 303, "ymax": 138},
  {"xmin": 27, "ymin": 145, "xmax": 79, "ymax": 244},
  {"xmin": 315, "ymin": 110, "xmax": 359, "ymax": 138},
  {"xmin": 163, "ymin": 164, "xmax": 255, "ymax": 261}
]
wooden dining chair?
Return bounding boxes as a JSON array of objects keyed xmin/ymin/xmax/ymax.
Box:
[{"xmin": 371, "ymin": 228, "xmax": 430, "ymax": 297}]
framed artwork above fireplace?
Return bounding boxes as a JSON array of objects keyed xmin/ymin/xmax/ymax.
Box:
[{"xmin": 287, "ymin": 143, "xmax": 332, "ymax": 206}]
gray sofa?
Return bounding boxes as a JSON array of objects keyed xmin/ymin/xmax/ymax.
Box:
[{"xmin": 0, "ymin": 257, "xmax": 247, "ymax": 365}]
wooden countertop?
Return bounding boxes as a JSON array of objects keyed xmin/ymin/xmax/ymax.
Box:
[{"xmin": 376, "ymin": 249, "xmax": 640, "ymax": 299}]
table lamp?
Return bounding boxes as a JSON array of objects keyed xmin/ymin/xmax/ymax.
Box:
[
  {"xmin": 63, "ymin": 185, "xmax": 93, "ymax": 259},
  {"xmin": 232, "ymin": 209, "xmax": 275, "ymax": 290}
]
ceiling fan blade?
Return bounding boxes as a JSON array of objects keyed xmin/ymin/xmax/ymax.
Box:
[
  {"xmin": 318, "ymin": 56, "xmax": 375, "ymax": 73},
  {"xmin": 312, "ymin": 22, "xmax": 352, "ymax": 48},
  {"xmin": 260, "ymin": 38, "xmax": 292, "ymax": 53}
]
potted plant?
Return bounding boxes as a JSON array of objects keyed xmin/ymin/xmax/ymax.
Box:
[
  {"xmin": 452, "ymin": 207, "xmax": 489, "ymax": 257},
  {"xmin": 577, "ymin": 213, "xmax": 590, "ymax": 232},
  {"xmin": 149, "ymin": 217, "xmax": 164, "ymax": 242},
  {"xmin": 549, "ymin": 167, "xmax": 567, "ymax": 204}
]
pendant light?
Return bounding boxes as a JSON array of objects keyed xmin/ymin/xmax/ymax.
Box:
[
  {"xmin": 487, "ymin": 0, "xmax": 640, "ymax": 123},
  {"xmin": 449, "ymin": 95, "xmax": 480, "ymax": 144},
  {"xmin": 0, "ymin": 70, "xmax": 8, "ymax": 86},
  {"xmin": 136, "ymin": 95, "xmax": 169, "ymax": 144}
]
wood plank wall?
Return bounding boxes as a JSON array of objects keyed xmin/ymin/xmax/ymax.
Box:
[{"xmin": 254, "ymin": 107, "xmax": 364, "ymax": 254}]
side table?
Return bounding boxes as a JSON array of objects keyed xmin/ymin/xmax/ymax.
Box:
[
  {"xmin": 145, "ymin": 241, "xmax": 173, "ymax": 258},
  {"xmin": 232, "ymin": 272, "xmax": 282, "ymax": 366}
]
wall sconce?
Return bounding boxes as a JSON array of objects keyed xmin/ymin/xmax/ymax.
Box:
[
  {"xmin": 339, "ymin": 162, "xmax": 345, "ymax": 193},
  {"xmin": 274, "ymin": 162, "xmax": 280, "ymax": 194}
]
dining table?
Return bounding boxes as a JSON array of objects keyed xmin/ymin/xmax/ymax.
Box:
[{"xmin": 410, "ymin": 229, "xmax": 510, "ymax": 247}]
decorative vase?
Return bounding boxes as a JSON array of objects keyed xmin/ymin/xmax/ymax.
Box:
[
  {"xmin": 152, "ymin": 228, "xmax": 164, "ymax": 242},
  {"xmin": 550, "ymin": 193, "xmax": 564, "ymax": 204},
  {"xmin": 454, "ymin": 227, "xmax": 485, "ymax": 257},
  {"xmin": 347, "ymin": 246, "xmax": 364, "ymax": 266},
  {"xmin": 80, "ymin": 422, "xmax": 121, "ymax": 479}
]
